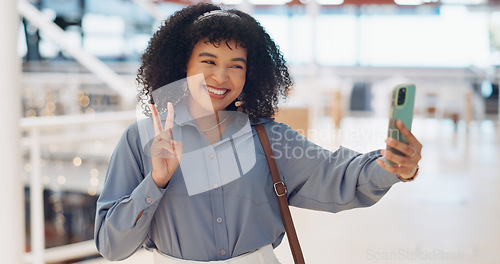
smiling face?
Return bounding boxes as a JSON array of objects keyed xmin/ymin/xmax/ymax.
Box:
[{"xmin": 185, "ymin": 39, "xmax": 247, "ymax": 116}]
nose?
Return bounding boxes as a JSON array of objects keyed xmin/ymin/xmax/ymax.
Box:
[{"xmin": 211, "ymin": 66, "xmax": 228, "ymax": 84}]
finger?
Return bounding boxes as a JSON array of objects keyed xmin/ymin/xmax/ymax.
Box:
[
  {"xmin": 158, "ymin": 138, "xmax": 174, "ymax": 152},
  {"xmin": 164, "ymin": 141, "xmax": 183, "ymax": 171},
  {"xmin": 381, "ymin": 149, "xmax": 416, "ymax": 168},
  {"xmin": 149, "ymin": 104, "xmax": 163, "ymax": 135},
  {"xmin": 158, "ymin": 131, "xmax": 171, "ymax": 141},
  {"xmin": 172, "ymin": 140, "xmax": 183, "ymax": 160},
  {"xmin": 376, "ymin": 158, "xmax": 398, "ymax": 173},
  {"xmin": 153, "ymin": 132, "xmax": 174, "ymax": 150},
  {"xmin": 151, "ymin": 141, "xmax": 175, "ymax": 158},
  {"xmin": 165, "ymin": 102, "xmax": 174, "ymax": 139},
  {"xmin": 376, "ymin": 158, "xmax": 414, "ymax": 176},
  {"xmin": 396, "ymin": 120, "xmax": 422, "ymax": 150},
  {"xmin": 152, "ymin": 137, "xmax": 174, "ymax": 152},
  {"xmin": 376, "ymin": 158, "xmax": 392, "ymax": 171},
  {"xmin": 385, "ymin": 137, "xmax": 418, "ymax": 158}
]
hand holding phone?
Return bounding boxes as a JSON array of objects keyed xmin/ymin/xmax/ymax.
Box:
[
  {"xmin": 385, "ymin": 84, "xmax": 415, "ymax": 166},
  {"xmin": 377, "ymin": 83, "xmax": 422, "ymax": 179}
]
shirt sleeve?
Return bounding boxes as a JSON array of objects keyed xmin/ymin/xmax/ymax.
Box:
[
  {"xmin": 267, "ymin": 122, "xmax": 401, "ymax": 213},
  {"xmin": 94, "ymin": 123, "xmax": 167, "ymax": 261}
]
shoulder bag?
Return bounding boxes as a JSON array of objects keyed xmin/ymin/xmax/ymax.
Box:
[{"xmin": 255, "ymin": 124, "xmax": 306, "ymax": 264}]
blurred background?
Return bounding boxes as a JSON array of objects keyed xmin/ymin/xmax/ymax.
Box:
[{"xmin": 1, "ymin": 0, "xmax": 499, "ymax": 263}]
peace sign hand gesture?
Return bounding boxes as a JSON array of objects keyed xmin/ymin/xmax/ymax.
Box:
[{"xmin": 148, "ymin": 102, "xmax": 183, "ymax": 188}]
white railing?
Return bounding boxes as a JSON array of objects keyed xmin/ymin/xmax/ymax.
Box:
[
  {"xmin": 24, "ymin": 240, "xmax": 98, "ymax": 264},
  {"xmin": 21, "ymin": 111, "xmax": 137, "ymax": 264}
]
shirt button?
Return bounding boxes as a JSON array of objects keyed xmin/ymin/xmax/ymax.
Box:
[
  {"xmin": 146, "ymin": 197, "xmax": 152, "ymax": 204},
  {"xmin": 209, "ymin": 154, "xmax": 215, "ymax": 159},
  {"xmin": 220, "ymin": 250, "xmax": 226, "ymax": 256},
  {"xmin": 216, "ymin": 217, "xmax": 223, "ymax": 223}
]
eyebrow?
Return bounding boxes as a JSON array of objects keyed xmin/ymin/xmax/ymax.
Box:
[{"xmin": 198, "ymin": 52, "xmax": 247, "ymax": 64}]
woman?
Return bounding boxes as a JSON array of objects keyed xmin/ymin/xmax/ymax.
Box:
[{"xmin": 94, "ymin": 3, "xmax": 422, "ymax": 263}]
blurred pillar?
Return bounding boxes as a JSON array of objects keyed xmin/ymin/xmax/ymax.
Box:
[
  {"xmin": 306, "ymin": 0, "xmax": 320, "ymax": 72},
  {"xmin": 0, "ymin": 1, "xmax": 25, "ymax": 264}
]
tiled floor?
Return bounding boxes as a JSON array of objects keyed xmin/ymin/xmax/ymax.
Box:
[{"xmin": 82, "ymin": 116, "xmax": 500, "ymax": 264}]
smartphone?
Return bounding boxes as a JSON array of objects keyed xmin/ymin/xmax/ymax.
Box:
[{"xmin": 385, "ymin": 84, "xmax": 416, "ymax": 166}]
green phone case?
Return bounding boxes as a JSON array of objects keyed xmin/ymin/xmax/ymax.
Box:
[{"xmin": 386, "ymin": 84, "xmax": 415, "ymax": 166}]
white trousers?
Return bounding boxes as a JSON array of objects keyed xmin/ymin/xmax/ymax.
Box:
[{"xmin": 153, "ymin": 245, "xmax": 281, "ymax": 264}]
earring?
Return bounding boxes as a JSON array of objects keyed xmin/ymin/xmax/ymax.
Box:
[{"xmin": 235, "ymin": 100, "xmax": 244, "ymax": 112}]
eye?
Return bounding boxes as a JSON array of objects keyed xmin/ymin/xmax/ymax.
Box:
[
  {"xmin": 202, "ymin": 60, "xmax": 215, "ymax": 65},
  {"xmin": 230, "ymin": 65, "xmax": 244, "ymax": 69}
]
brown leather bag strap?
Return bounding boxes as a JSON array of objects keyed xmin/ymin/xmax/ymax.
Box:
[{"xmin": 255, "ymin": 124, "xmax": 305, "ymax": 264}]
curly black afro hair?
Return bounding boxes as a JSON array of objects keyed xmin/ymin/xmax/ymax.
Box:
[{"xmin": 136, "ymin": 3, "xmax": 293, "ymax": 119}]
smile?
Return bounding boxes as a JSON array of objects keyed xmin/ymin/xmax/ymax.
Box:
[
  {"xmin": 206, "ymin": 85, "xmax": 228, "ymax": 95},
  {"xmin": 205, "ymin": 85, "xmax": 229, "ymax": 98}
]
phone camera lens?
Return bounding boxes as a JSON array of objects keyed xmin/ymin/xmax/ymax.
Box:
[{"xmin": 397, "ymin": 88, "xmax": 406, "ymax": 106}]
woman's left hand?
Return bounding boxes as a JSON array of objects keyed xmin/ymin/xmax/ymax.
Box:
[{"xmin": 376, "ymin": 120, "xmax": 422, "ymax": 180}]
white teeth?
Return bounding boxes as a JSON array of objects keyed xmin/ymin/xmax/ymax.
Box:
[{"xmin": 206, "ymin": 86, "xmax": 227, "ymax": 95}]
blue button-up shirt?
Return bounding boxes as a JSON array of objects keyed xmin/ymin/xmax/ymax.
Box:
[{"xmin": 94, "ymin": 101, "xmax": 401, "ymax": 261}]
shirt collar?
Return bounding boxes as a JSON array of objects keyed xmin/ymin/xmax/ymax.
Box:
[
  {"xmin": 172, "ymin": 100, "xmax": 196, "ymax": 127},
  {"xmin": 172, "ymin": 99, "xmax": 274, "ymax": 128}
]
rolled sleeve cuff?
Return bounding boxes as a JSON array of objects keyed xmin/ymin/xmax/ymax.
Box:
[
  {"xmin": 370, "ymin": 160, "xmax": 401, "ymax": 188},
  {"xmin": 360, "ymin": 149, "xmax": 401, "ymax": 189},
  {"xmin": 130, "ymin": 172, "xmax": 168, "ymax": 212}
]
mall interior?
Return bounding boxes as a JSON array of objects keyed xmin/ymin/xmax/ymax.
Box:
[{"xmin": 1, "ymin": 0, "xmax": 499, "ymax": 263}]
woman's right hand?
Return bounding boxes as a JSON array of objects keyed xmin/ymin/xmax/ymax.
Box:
[{"xmin": 148, "ymin": 102, "xmax": 183, "ymax": 188}]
